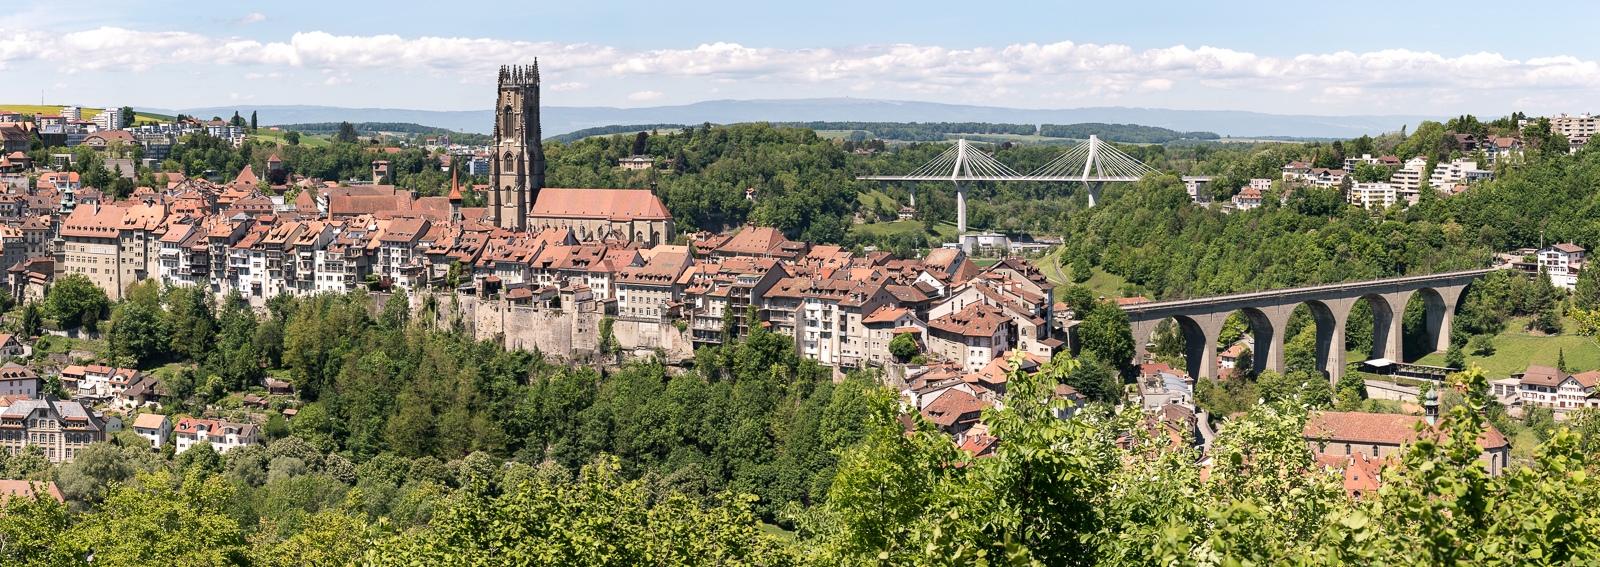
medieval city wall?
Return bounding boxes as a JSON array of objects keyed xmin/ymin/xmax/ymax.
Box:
[{"xmin": 369, "ymin": 290, "xmax": 693, "ymax": 364}]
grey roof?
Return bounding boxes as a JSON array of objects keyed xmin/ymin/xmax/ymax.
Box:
[{"xmin": 1, "ymin": 399, "xmax": 47, "ymax": 417}]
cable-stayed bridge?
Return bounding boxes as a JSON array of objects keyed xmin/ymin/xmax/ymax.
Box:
[{"xmin": 857, "ymin": 135, "xmax": 1213, "ymax": 232}]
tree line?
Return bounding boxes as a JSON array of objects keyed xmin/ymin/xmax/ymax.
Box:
[{"xmin": 9, "ymin": 350, "xmax": 1600, "ymax": 565}]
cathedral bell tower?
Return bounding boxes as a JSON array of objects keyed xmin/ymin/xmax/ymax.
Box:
[{"xmin": 491, "ymin": 62, "xmax": 544, "ymax": 231}]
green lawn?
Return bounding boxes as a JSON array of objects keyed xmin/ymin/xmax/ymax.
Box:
[
  {"xmin": 1033, "ymin": 247, "xmax": 1127, "ymax": 303},
  {"xmin": 1411, "ymin": 333, "xmax": 1600, "ymax": 378},
  {"xmin": 855, "ymin": 187, "xmax": 900, "ymax": 209},
  {"xmin": 757, "ymin": 523, "xmax": 795, "ymax": 541},
  {"xmin": 849, "ymin": 218, "xmax": 959, "ymax": 242}
]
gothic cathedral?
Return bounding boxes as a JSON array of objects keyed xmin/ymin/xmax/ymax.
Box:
[{"xmin": 491, "ymin": 63, "xmax": 545, "ymax": 231}]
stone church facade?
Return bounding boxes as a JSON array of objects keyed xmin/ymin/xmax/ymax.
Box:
[{"xmin": 492, "ymin": 62, "xmax": 673, "ymax": 244}]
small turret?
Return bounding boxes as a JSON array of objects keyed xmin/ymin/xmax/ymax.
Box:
[{"xmin": 1424, "ymin": 388, "xmax": 1440, "ymax": 426}]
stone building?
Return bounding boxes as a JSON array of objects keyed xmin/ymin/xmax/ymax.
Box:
[
  {"xmin": 0, "ymin": 398, "xmax": 107, "ymax": 463},
  {"xmin": 1304, "ymin": 409, "xmax": 1511, "ymax": 476},
  {"xmin": 490, "ymin": 63, "xmax": 672, "ymax": 242}
]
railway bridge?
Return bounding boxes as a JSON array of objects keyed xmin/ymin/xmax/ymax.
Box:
[{"xmin": 1121, "ymin": 268, "xmax": 1497, "ymax": 383}]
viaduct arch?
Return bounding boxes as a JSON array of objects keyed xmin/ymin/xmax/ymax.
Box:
[{"xmin": 1121, "ymin": 269, "xmax": 1494, "ymax": 384}]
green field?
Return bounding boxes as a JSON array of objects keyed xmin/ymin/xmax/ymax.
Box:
[
  {"xmin": 855, "ymin": 187, "xmax": 900, "ymax": 209},
  {"xmin": 254, "ymin": 129, "xmax": 332, "ymax": 147},
  {"xmin": 1038, "ymin": 248, "xmax": 1127, "ymax": 302},
  {"xmin": 849, "ymin": 218, "xmax": 959, "ymax": 242},
  {"xmin": 0, "ymin": 105, "xmax": 170, "ymax": 124},
  {"xmin": 1411, "ymin": 332, "xmax": 1600, "ymax": 378}
]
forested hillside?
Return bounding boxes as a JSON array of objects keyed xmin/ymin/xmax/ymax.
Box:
[{"xmin": 10, "ymin": 345, "xmax": 1600, "ymax": 565}]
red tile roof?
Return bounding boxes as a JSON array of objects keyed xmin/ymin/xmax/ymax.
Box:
[
  {"xmin": 1304, "ymin": 411, "xmax": 1509, "ymax": 450},
  {"xmin": 529, "ymin": 188, "xmax": 670, "ymax": 220}
]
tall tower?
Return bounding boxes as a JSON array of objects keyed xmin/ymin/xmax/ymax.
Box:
[{"xmin": 491, "ymin": 62, "xmax": 544, "ymax": 231}]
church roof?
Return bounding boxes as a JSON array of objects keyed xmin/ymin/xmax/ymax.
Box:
[{"xmin": 530, "ymin": 189, "xmax": 670, "ymax": 221}]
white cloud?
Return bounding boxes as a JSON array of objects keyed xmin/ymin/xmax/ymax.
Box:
[
  {"xmin": 230, "ymin": 13, "xmax": 267, "ymax": 26},
  {"xmin": 1, "ymin": 28, "xmax": 1599, "ymax": 110},
  {"xmin": 51, "ymin": 82, "xmax": 67, "ymax": 89},
  {"xmin": 230, "ymin": 92, "xmax": 254, "ymax": 100}
]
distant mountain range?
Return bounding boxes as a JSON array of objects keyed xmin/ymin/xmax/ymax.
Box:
[{"xmin": 136, "ymin": 99, "xmax": 1441, "ymax": 139}]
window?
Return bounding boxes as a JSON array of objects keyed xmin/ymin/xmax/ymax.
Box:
[{"xmin": 1345, "ymin": 444, "xmax": 1351, "ymax": 456}]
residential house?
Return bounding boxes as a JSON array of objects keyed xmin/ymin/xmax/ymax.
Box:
[
  {"xmin": 615, "ymin": 252, "xmax": 693, "ymax": 320},
  {"xmin": 0, "ymin": 363, "xmax": 39, "ymax": 397},
  {"xmin": 1304, "ymin": 410, "xmax": 1511, "ymax": 476},
  {"xmin": 926, "ymin": 303, "xmax": 1012, "ymax": 372},
  {"xmin": 1512, "ymin": 364, "xmax": 1598, "ymax": 409},
  {"xmin": 0, "ymin": 335, "xmax": 22, "ymax": 358},
  {"xmin": 1233, "ymin": 186, "xmax": 1262, "ymax": 210},
  {"xmin": 172, "ymin": 417, "xmax": 259, "ymax": 454},
  {"xmin": 131, "ymin": 413, "xmax": 172, "ymax": 449},
  {"xmin": 1428, "ymin": 159, "xmax": 1492, "ymax": 187},
  {"xmin": 1537, "ymin": 243, "xmax": 1585, "ymax": 290}
]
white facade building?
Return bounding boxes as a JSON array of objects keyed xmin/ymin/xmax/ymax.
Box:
[{"xmin": 1537, "ymin": 243, "xmax": 1586, "ymax": 289}]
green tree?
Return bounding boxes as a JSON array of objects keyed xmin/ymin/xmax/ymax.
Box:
[
  {"xmin": 20, "ymin": 301, "xmax": 42, "ymax": 337},
  {"xmin": 1445, "ymin": 342, "xmax": 1465, "ymax": 368},
  {"xmin": 74, "ymin": 471, "xmax": 246, "ymax": 566},
  {"xmin": 888, "ymin": 332, "xmax": 919, "ymax": 359},
  {"xmin": 1071, "ymin": 257, "xmax": 1092, "ymax": 283},
  {"xmin": 1468, "ymin": 334, "xmax": 1496, "ymax": 356},
  {"xmin": 250, "ymin": 111, "xmax": 258, "ymax": 131},
  {"xmin": 284, "ymin": 131, "xmax": 301, "ymax": 146},
  {"xmin": 335, "ymin": 122, "xmax": 359, "ymax": 144},
  {"xmin": 108, "ymin": 303, "xmax": 167, "ymax": 366},
  {"xmin": 46, "ymin": 274, "xmax": 109, "ymax": 332},
  {"xmin": 1216, "ymin": 311, "xmax": 1250, "ymax": 349},
  {"xmin": 1079, "ymin": 301, "xmax": 1134, "ymax": 370}
]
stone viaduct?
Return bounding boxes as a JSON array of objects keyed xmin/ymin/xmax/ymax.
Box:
[{"xmin": 1121, "ymin": 268, "xmax": 1496, "ymax": 384}]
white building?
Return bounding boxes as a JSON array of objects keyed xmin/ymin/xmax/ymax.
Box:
[
  {"xmin": 93, "ymin": 107, "xmax": 123, "ymax": 131},
  {"xmin": 1343, "ymin": 154, "xmax": 1381, "ymax": 173},
  {"xmin": 1348, "ymin": 182, "xmax": 1418, "ymax": 209},
  {"xmin": 173, "ymin": 417, "xmax": 258, "ymax": 454},
  {"xmin": 60, "ymin": 106, "xmax": 81, "ymax": 121},
  {"xmin": 0, "ymin": 363, "xmax": 39, "ymax": 397},
  {"xmin": 1388, "ymin": 156, "xmax": 1430, "ymax": 191},
  {"xmin": 1233, "ymin": 187, "xmax": 1263, "ymax": 210},
  {"xmin": 1537, "ymin": 243, "xmax": 1586, "ymax": 289},
  {"xmin": 1428, "ymin": 159, "xmax": 1492, "ymax": 187},
  {"xmin": 1513, "ymin": 365, "xmax": 1599, "ymax": 409},
  {"xmin": 131, "ymin": 413, "xmax": 172, "ymax": 449}
]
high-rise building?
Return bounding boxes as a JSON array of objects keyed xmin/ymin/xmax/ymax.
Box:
[
  {"xmin": 490, "ymin": 63, "xmax": 545, "ymax": 231},
  {"xmin": 93, "ymin": 107, "xmax": 122, "ymax": 131}
]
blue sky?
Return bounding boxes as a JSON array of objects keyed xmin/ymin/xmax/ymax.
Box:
[{"xmin": 3, "ymin": 0, "xmax": 1598, "ymax": 116}]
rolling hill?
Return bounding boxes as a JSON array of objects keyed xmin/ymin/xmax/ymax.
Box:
[{"xmin": 135, "ymin": 99, "xmax": 1441, "ymax": 140}]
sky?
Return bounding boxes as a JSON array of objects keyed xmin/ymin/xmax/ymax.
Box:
[{"xmin": 2, "ymin": 0, "xmax": 1598, "ymax": 117}]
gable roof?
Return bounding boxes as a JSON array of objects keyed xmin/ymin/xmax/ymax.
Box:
[
  {"xmin": 1304, "ymin": 411, "xmax": 1509, "ymax": 450},
  {"xmin": 529, "ymin": 188, "xmax": 670, "ymax": 220}
]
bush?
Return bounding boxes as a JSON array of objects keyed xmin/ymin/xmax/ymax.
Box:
[{"xmin": 1468, "ymin": 334, "xmax": 1496, "ymax": 356}]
